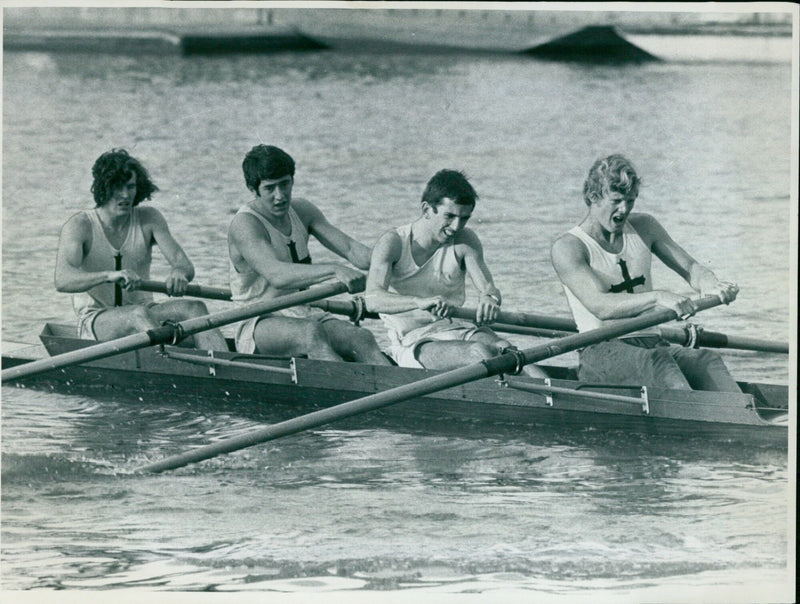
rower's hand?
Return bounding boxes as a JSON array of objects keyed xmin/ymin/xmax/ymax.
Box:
[
  {"xmin": 475, "ymin": 293, "xmax": 500, "ymax": 325},
  {"xmin": 418, "ymin": 296, "xmax": 454, "ymax": 319},
  {"xmin": 655, "ymin": 291, "xmax": 697, "ymax": 320},
  {"xmin": 702, "ymin": 280, "xmax": 739, "ymax": 305},
  {"xmin": 165, "ymin": 270, "xmax": 189, "ymax": 296},
  {"xmin": 109, "ymin": 269, "xmax": 141, "ymax": 291},
  {"xmin": 333, "ymin": 266, "xmax": 366, "ymax": 294}
]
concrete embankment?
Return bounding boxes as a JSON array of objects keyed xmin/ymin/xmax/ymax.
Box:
[{"xmin": 3, "ymin": 6, "xmax": 793, "ymax": 58}]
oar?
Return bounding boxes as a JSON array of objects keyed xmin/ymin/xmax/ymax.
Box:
[
  {"xmin": 313, "ymin": 299, "xmax": 788, "ymax": 353},
  {"xmin": 1, "ymin": 282, "xmax": 348, "ymax": 383},
  {"xmin": 138, "ymin": 279, "xmax": 232, "ymax": 301},
  {"xmin": 658, "ymin": 327, "xmax": 788, "ymax": 354},
  {"xmin": 479, "ymin": 322, "xmax": 789, "ymax": 354},
  {"xmin": 136, "ymin": 295, "xmax": 723, "ymax": 473},
  {"xmin": 137, "ymin": 281, "xmax": 789, "ymax": 354},
  {"xmin": 137, "ymin": 282, "xmax": 576, "ymax": 331}
]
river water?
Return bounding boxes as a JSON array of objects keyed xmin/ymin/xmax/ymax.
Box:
[{"xmin": 1, "ymin": 36, "xmax": 795, "ymax": 601}]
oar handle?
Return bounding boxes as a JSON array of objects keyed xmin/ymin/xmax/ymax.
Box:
[
  {"xmin": 137, "ymin": 295, "xmax": 723, "ymax": 474},
  {"xmin": 138, "ymin": 280, "xmax": 232, "ymax": 301},
  {"xmin": 448, "ymin": 306, "xmax": 577, "ymax": 332}
]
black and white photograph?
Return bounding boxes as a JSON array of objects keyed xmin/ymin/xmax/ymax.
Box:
[{"xmin": 1, "ymin": 2, "xmax": 796, "ymax": 602}]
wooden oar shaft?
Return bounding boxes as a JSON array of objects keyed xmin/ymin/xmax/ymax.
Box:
[
  {"xmin": 138, "ymin": 281, "xmax": 788, "ymax": 353},
  {"xmin": 657, "ymin": 327, "xmax": 788, "ymax": 354},
  {"xmin": 138, "ymin": 280, "xmax": 232, "ymax": 301},
  {"xmin": 1, "ymin": 283, "xmax": 348, "ymax": 383},
  {"xmin": 449, "ymin": 306, "xmax": 578, "ymax": 332},
  {"xmin": 137, "ymin": 295, "xmax": 722, "ymax": 473}
]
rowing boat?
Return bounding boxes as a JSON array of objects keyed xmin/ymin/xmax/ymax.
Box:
[{"xmin": 1, "ymin": 323, "xmax": 788, "ymax": 447}]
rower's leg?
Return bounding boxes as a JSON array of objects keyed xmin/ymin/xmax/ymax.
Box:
[
  {"xmin": 415, "ymin": 340, "xmax": 499, "ymax": 370},
  {"xmin": 321, "ymin": 320, "xmax": 393, "ymax": 365},
  {"xmin": 251, "ymin": 316, "xmax": 343, "ymax": 361},
  {"xmin": 91, "ymin": 305, "xmax": 160, "ymax": 340},
  {"xmin": 578, "ymin": 340, "xmax": 692, "ymax": 390},
  {"xmin": 148, "ymin": 299, "xmax": 229, "ymax": 351},
  {"xmin": 669, "ymin": 347, "xmax": 742, "ymax": 392},
  {"xmin": 467, "ymin": 330, "xmax": 548, "ymax": 378}
]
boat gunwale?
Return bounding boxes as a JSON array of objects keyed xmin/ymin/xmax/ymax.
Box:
[{"xmin": 0, "ymin": 323, "xmax": 786, "ymax": 438}]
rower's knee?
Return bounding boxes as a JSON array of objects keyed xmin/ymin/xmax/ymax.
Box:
[
  {"xmin": 298, "ymin": 322, "xmax": 333, "ymax": 350},
  {"xmin": 647, "ymin": 347, "xmax": 691, "ymax": 390},
  {"xmin": 128, "ymin": 305, "xmax": 159, "ymax": 331},
  {"xmin": 350, "ymin": 326, "xmax": 380, "ymax": 350},
  {"xmin": 174, "ymin": 299, "xmax": 210, "ymax": 319},
  {"xmin": 467, "ymin": 342, "xmax": 497, "ymax": 362}
]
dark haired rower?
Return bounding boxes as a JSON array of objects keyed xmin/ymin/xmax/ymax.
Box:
[{"xmin": 55, "ymin": 148, "xmax": 227, "ymax": 350}]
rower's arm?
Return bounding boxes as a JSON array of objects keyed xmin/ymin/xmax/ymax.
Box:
[
  {"xmin": 145, "ymin": 207, "xmax": 195, "ymax": 292},
  {"xmin": 229, "ymin": 212, "xmax": 364, "ymax": 293},
  {"xmin": 296, "ymin": 199, "xmax": 372, "ymax": 270},
  {"xmin": 145, "ymin": 208, "xmax": 194, "ymax": 281},
  {"xmin": 365, "ymin": 231, "xmax": 443, "ymax": 314},
  {"xmin": 55, "ymin": 213, "xmax": 120, "ymax": 293},
  {"xmin": 551, "ymin": 232, "xmax": 691, "ymax": 320},
  {"xmin": 459, "ymin": 229, "xmax": 502, "ymax": 324},
  {"xmin": 637, "ymin": 213, "xmax": 739, "ymax": 304}
]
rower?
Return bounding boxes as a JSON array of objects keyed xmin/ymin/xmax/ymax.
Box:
[
  {"xmin": 550, "ymin": 154, "xmax": 741, "ymax": 391},
  {"xmin": 227, "ymin": 144, "xmax": 391, "ymax": 364},
  {"xmin": 365, "ymin": 169, "xmax": 547, "ymax": 378},
  {"xmin": 55, "ymin": 148, "xmax": 227, "ymax": 351}
]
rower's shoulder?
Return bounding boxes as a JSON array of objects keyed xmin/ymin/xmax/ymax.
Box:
[
  {"xmin": 453, "ymin": 226, "xmax": 482, "ymax": 248},
  {"xmin": 60, "ymin": 210, "xmax": 92, "ymax": 237},
  {"xmin": 372, "ymin": 228, "xmax": 403, "ymax": 260},
  {"xmin": 627, "ymin": 212, "xmax": 670, "ymax": 244},
  {"xmin": 551, "ymin": 229, "xmax": 590, "ymax": 267},
  {"xmin": 134, "ymin": 205, "xmax": 167, "ymax": 223},
  {"xmin": 551, "ymin": 228, "xmax": 584, "ymax": 251},
  {"xmin": 229, "ymin": 209, "xmax": 271, "ymax": 244},
  {"xmin": 290, "ymin": 198, "xmax": 325, "ymax": 225},
  {"xmin": 627, "ymin": 212, "xmax": 660, "ymax": 231}
]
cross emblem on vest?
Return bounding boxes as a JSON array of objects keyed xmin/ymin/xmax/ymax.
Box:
[
  {"xmin": 609, "ymin": 258, "xmax": 645, "ymax": 293},
  {"xmin": 287, "ymin": 240, "xmax": 311, "ymax": 264}
]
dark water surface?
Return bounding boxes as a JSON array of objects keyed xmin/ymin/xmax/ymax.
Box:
[{"xmin": 1, "ymin": 43, "xmax": 794, "ymax": 600}]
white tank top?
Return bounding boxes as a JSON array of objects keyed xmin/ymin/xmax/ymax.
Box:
[
  {"xmin": 72, "ymin": 207, "xmax": 153, "ymax": 314},
  {"xmin": 380, "ymin": 223, "xmax": 466, "ymax": 340},
  {"xmin": 562, "ymin": 222, "xmax": 655, "ymax": 336},
  {"xmin": 229, "ymin": 204, "xmax": 311, "ymax": 304}
]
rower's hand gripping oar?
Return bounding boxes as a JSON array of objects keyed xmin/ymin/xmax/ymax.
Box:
[
  {"xmin": 137, "ymin": 295, "xmax": 724, "ymax": 474},
  {"xmin": 1, "ymin": 282, "xmax": 349, "ymax": 383},
  {"xmin": 136, "ymin": 280, "xmax": 789, "ymax": 354}
]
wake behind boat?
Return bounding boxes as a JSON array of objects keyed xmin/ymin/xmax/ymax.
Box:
[{"xmin": 2, "ymin": 322, "xmax": 788, "ymax": 448}]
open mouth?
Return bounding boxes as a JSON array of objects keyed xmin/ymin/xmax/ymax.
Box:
[{"xmin": 612, "ymin": 215, "xmax": 626, "ymax": 226}]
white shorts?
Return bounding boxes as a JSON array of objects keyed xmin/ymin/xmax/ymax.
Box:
[
  {"xmin": 234, "ymin": 305, "xmax": 338, "ymax": 354},
  {"xmin": 388, "ymin": 319, "xmax": 494, "ymax": 369}
]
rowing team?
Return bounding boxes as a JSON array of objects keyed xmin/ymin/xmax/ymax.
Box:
[{"xmin": 54, "ymin": 146, "xmax": 741, "ymax": 392}]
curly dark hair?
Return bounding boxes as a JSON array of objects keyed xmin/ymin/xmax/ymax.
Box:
[{"xmin": 91, "ymin": 148, "xmax": 158, "ymax": 206}]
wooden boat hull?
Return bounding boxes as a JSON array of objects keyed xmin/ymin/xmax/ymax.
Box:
[{"xmin": 1, "ymin": 324, "xmax": 789, "ymax": 447}]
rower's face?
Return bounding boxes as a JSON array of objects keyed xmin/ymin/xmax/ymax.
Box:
[
  {"xmin": 591, "ymin": 190, "xmax": 636, "ymax": 234},
  {"xmin": 107, "ymin": 173, "xmax": 137, "ymax": 215},
  {"xmin": 424, "ymin": 197, "xmax": 473, "ymax": 243},
  {"xmin": 255, "ymin": 175, "xmax": 293, "ymax": 216}
]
